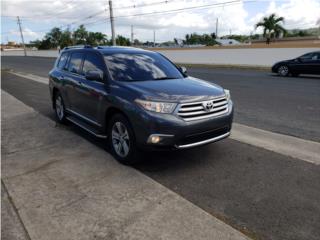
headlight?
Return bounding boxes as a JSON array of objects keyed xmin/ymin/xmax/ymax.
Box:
[
  {"xmin": 135, "ymin": 99, "xmax": 177, "ymax": 113},
  {"xmin": 224, "ymin": 89, "xmax": 231, "ymax": 101}
]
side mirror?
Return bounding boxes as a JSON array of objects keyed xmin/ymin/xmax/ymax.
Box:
[
  {"xmin": 179, "ymin": 66, "xmax": 187, "ymax": 75},
  {"xmin": 85, "ymin": 70, "xmax": 103, "ymax": 81}
]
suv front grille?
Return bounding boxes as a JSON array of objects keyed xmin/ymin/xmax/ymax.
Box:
[{"xmin": 177, "ymin": 96, "xmax": 228, "ymax": 121}]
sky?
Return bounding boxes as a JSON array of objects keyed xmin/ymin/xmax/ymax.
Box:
[{"xmin": 1, "ymin": 0, "xmax": 320, "ymax": 44}]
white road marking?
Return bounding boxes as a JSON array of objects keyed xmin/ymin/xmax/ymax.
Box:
[
  {"xmin": 8, "ymin": 70, "xmax": 48, "ymax": 85},
  {"xmin": 6, "ymin": 70, "xmax": 320, "ymax": 165},
  {"xmin": 231, "ymin": 123, "xmax": 320, "ymax": 165}
]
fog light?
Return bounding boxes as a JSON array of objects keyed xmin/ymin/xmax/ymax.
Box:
[
  {"xmin": 147, "ymin": 134, "xmax": 174, "ymax": 144},
  {"xmin": 151, "ymin": 136, "xmax": 161, "ymax": 144}
]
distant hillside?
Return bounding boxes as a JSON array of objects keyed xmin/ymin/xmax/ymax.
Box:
[{"xmin": 286, "ymin": 27, "xmax": 320, "ymax": 37}]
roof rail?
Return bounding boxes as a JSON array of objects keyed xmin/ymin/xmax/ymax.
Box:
[
  {"xmin": 96, "ymin": 46, "xmax": 114, "ymax": 49},
  {"xmin": 63, "ymin": 45, "xmax": 92, "ymax": 50},
  {"xmin": 96, "ymin": 45, "xmax": 136, "ymax": 49}
]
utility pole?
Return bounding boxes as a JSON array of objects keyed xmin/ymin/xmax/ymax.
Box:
[
  {"xmin": 131, "ymin": 25, "xmax": 134, "ymax": 45},
  {"xmin": 215, "ymin": 18, "xmax": 219, "ymax": 39},
  {"xmin": 17, "ymin": 16, "xmax": 27, "ymax": 56},
  {"xmin": 108, "ymin": 0, "xmax": 116, "ymax": 46},
  {"xmin": 153, "ymin": 30, "xmax": 155, "ymax": 47}
]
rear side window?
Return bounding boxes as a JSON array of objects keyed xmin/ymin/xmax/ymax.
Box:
[
  {"xmin": 57, "ymin": 52, "xmax": 68, "ymax": 70},
  {"xmin": 68, "ymin": 52, "xmax": 84, "ymax": 74},
  {"xmin": 83, "ymin": 53, "xmax": 105, "ymax": 76}
]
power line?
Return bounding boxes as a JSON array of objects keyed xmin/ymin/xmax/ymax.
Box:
[
  {"xmin": 73, "ymin": 0, "xmax": 244, "ymax": 29},
  {"xmin": 1, "ymin": 0, "xmax": 173, "ymax": 20},
  {"xmin": 114, "ymin": 0, "xmax": 242, "ymax": 19},
  {"xmin": 113, "ymin": 0, "xmax": 173, "ymax": 10}
]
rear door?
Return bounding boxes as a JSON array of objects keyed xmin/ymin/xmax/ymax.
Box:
[
  {"xmin": 50, "ymin": 52, "xmax": 71, "ymax": 108},
  {"xmin": 63, "ymin": 51, "xmax": 85, "ymax": 114}
]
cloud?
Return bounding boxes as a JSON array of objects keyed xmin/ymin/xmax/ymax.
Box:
[
  {"xmin": 2, "ymin": 0, "xmax": 319, "ymax": 42},
  {"xmin": 252, "ymin": 0, "xmax": 320, "ymax": 31},
  {"xmin": 9, "ymin": 28, "xmax": 39, "ymax": 38}
]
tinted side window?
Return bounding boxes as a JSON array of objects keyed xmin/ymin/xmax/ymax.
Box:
[
  {"xmin": 311, "ymin": 53, "xmax": 319, "ymax": 60},
  {"xmin": 300, "ymin": 53, "xmax": 313, "ymax": 60},
  {"xmin": 83, "ymin": 53, "xmax": 105, "ymax": 76},
  {"xmin": 68, "ymin": 52, "xmax": 84, "ymax": 74},
  {"xmin": 57, "ymin": 52, "xmax": 68, "ymax": 70}
]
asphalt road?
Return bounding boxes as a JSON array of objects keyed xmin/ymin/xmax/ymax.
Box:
[
  {"xmin": 2, "ymin": 56, "xmax": 320, "ymax": 142},
  {"xmin": 2, "ymin": 56, "xmax": 320, "ymax": 240}
]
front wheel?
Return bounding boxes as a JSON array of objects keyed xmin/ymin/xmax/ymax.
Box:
[
  {"xmin": 277, "ymin": 65, "xmax": 289, "ymax": 77},
  {"xmin": 108, "ymin": 114, "xmax": 141, "ymax": 165}
]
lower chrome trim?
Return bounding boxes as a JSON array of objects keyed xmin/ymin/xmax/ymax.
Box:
[
  {"xmin": 175, "ymin": 132, "xmax": 230, "ymax": 149},
  {"xmin": 66, "ymin": 108, "xmax": 101, "ymax": 127},
  {"xmin": 66, "ymin": 117, "xmax": 107, "ymax": 139}
]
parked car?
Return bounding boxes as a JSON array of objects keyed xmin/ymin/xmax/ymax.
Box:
[
  {"xmin": 272, "ymin": 51, "xmax": 320, "ymax": 77},
  {"xmin": 49, "ymin": 46, "xmax": 233, "ymax": 164}
]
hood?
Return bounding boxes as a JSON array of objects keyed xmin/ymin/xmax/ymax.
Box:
[{"xmin": 119, "ymin": 76, "xmax": 225, "ymax": 103}]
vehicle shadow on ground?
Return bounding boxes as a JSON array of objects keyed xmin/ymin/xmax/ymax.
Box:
[
  {"xmin": 58, "ymin": 122, "xmax": 211, "ymax": 171},
  {"xmin": 270, "ymin": 74, "xmax": 320, "ymax": 80},
  {"xmin": 134, "ymin": 146, "xmax": 214, "ymax": 172}
]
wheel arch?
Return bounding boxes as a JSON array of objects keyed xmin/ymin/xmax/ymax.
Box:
[
  {"xmin": 277, "ymin": 64, "xmax": 291, "ymax": 76},
  {"xmin": 52, "ymin": 87, "xmax": 59, "ymax": 109},
  {"xmin": 104, "ymin": 107, "xmax": 132, "ymax": 132}
]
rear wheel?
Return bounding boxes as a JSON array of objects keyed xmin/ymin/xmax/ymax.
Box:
[
  {"xmin": 277, "ymin": 65, "xmax": 289, "ymax": 77},
  {"xmin": 54, "ymin": 92, "xmax": 67, "ymax": 123},
  {"xmin": 108, "ymin": 114, "xmax": 141, "ymax": 165}
]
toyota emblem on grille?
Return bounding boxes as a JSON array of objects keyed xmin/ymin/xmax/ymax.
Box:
[{"xmin": 203, "ymin": 101, "xmax": 214, "ymax": 112}]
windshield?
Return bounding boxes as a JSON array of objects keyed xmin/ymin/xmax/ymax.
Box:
[{"xmin": 103, "ymin": 52, "xmax": 184, "ymax": 81}]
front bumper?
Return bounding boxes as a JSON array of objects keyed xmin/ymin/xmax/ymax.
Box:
[{"xmin": 132, "ymin": 101, "xmax": 234, "ymax": 150}]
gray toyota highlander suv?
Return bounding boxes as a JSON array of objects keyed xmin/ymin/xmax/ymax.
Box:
[{"xmin": 49, "ymin": 45, "xmax": 233, "ymax": 164}]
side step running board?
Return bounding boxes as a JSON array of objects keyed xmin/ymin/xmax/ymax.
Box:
[{"xmin": 66, "ymin": 116, "xmax": 107, "ymax": 139}]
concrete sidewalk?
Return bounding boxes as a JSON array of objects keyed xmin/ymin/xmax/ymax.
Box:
[{"xmin": 1, "ymin": 90, "xmax": 250, "ymax": 240}]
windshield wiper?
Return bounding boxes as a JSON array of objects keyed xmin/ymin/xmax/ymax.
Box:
[{"xmin": 153, "ymin": 77, "xmax": 177, "ymax": 80}]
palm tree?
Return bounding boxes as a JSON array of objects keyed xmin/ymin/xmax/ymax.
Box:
[{"xmin": 255, "ymin": 13, "xmax": 286, "ymax": 44}]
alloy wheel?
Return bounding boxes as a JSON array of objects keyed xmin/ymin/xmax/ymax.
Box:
[
  {"xmin": 278, "ymin": 66, "xmax": 289, "ymax": 76},
  {"xmin": 112, "ymin": 121, "xmax": 130, "ymax": 158},
  {"xmin": 55, "ymin": 95, "xmax": 64, "ymax": 120}
]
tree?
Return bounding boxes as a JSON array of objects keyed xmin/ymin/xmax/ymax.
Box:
[
  {"xmin": 255, "ymin": 13, "xmax": 286, "ymax": 44},
  {"xmin": 60, "ymin": 30, "xmax": 73, "ymax": 48},
  {"xmin": 73, "ymin": 25, "xmax": 88, "ymax": 44},
  {"xmin": 38, "ymin": 38, "xmax": 52, "ymax": 50},
  {"xmin": 116, "ymin": 35, "xmax": 130, "ymax": 46},
  {"xmin": 182, "ymin": 32, "xmax": 217, "ymax": 46},
  {"xmin": 87, "ymin": 32, "xmax": 108, "ymax": 46},
  {"xmin": 45, "ymin": 27, "xmax": 62, "ymax": 48}
]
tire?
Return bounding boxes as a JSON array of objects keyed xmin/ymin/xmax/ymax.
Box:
[
  {"xmin": 108, "ymin": 114, "xmax": 141, "ymax": 165},
  {"xmin": 277, "ymin": 65, "xmax": 289, "ymax": 77},
  {"xmin": 54, "ymin": 91, "xmax": 67, "ymax": 124}
]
